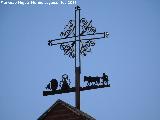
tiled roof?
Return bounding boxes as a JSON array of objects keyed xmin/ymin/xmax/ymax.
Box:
[{"xmin": 38, "ymin": 99, "xmax": 96, "ymax": 120}]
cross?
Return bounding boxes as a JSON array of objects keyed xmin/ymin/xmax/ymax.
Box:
[{"xmin": 45, "ymin": 6, "xmax": 109, "ymax": 110}]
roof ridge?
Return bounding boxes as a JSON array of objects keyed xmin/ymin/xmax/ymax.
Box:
[
  {"xmin": 37, "ymin": 99, "xmax": 96, "ymax": 120},
  {"xmin": 57, "ymin": 99, "xmax": 96, "ymax": 120}
]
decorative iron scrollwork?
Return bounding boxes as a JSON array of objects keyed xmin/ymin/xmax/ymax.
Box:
[
  {"xmin": 58, "ymin": 18, "xmax": 97, "ymax": 58},
  {"xmin": 59, "ymin": 20, "xmax": 75, "ymax": 58},
  {"xmin": 79, "ymin": 18, "xmax": 96, "ymax": 56},
  {"xmin": 80, "ymin": 40, "xmax": 95, "ymax": 56},
  {"xmin": 60, "ymin": 41, "xmax": 75, "ymax": 58},
  {"xmin": 43, "ymin": 6, "xmax": 111, "ymax": 97},
  {"xmin": 60, "ymin": 20, "xmax": 75, "ymax": 38},
  {"xmin": 80, "ymin": 18, "xmax": 96, "ymax": 35}
]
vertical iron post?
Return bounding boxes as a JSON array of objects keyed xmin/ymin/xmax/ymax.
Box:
[{"xmin": 75, "ymin": 6, "xmax": 81, "ymax": 110}]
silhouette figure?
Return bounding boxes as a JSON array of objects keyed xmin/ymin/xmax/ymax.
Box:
[
  {"xmin": 59, "ymin": 74, "xmax": 71, "ymax": 90},
  {"xmin": 102, "ymin": 73, "xmax": 109, "ymax": 85},
  {"xmin": 45, "ymin": 79, "xmax": 58, "ymax": 91},
  {"xmin": 84, "ymin": 76, "xmax": 100, "ymax": 86}
]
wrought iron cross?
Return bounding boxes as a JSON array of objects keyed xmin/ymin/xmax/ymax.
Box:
[{"xmin": 44, "ymin": 6, "xmax": 110, "ymax": 110}]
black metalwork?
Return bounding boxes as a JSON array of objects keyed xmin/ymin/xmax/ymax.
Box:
[
  {"xmin": 48, "ymin": 17, "xmax": 104, "ymax": 58},
  {"xmin": 84, "ymin": 73, "xmax": 110, "ymax": 86},
  {"xmin": 60, "ymin": 41, "xmax": 76, "ymax": 58},
  {"xmin": 59, "ymin": 74, "xmax": 71, "ymax": 90},
  {"xmin": 80, "ymin": 40, "xmax": 95, "ymax": 56},
  {"xmin": 80, "ymin": 18, "xmax": 96, "ymax": 35},
  {"xmin": 58, "ymin": 17, "xmax": 97, "ymax": 58},
  {"xmin": 45, "ymin": 79, "xmax": 58, "ymax": 91},
  {"xmin": 43, "ymin": 84, "xmax": 110, "ymax": 96},
  {"xmin": 101, "ymin": 73, "xmax": 109, "ymax": 85},
  {"xmin": 62, "ymin": 17, "xmax": 97, "ymax": 58},
  {"xmin": 44, "ymin": 73, "xmax": 110, "ymax": 96},
  {"xmin": 60, "ymin": 20, "xmax": 75, "ymax": 38},
  {"xmin": 45, "ymin": 74, "xmax": 72, "ymax": 92},
  {"xmin": 84, "ymin": 76, "xmax": 100, "ymax": 86},
  {"xmin": 44, "ymin": 6, "xmax": 110, "ymax": 109}
]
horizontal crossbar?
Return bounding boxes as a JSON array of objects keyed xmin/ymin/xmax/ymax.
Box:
[
  {"xmin": 48, "ymin": 32, "xmax": 109, "ymax": 46},
  {"xmin": 43, "ymin": 84, "xmax": 110, "ymax": 96}
]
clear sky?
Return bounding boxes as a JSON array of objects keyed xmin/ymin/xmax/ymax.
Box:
[{"xmin": 0, "ymin": 0, "xmax": 160, "ymax": 120}]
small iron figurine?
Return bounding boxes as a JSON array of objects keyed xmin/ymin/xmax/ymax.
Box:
[
  {"xmin": 84, "ymin": 76, "xmax": 100, "ymax": 86},
  {"xmin": 84, "ymin": 73, "xmax": 110, "ymax": 86},
  {"xmin": 101, "ymin": 73, "xmax": 109, "ymax": 86},
  {"xmin": 45, "ymin": 79, "xmax": 58, "ymax": 91},
  {"xmin": 59, "ymin": 74, "xmax": 71, "ymax": 91}
]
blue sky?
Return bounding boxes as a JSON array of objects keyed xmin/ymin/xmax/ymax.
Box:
[{"xmin": 0, "ymin": 0, "xmax": 160, "ymax": 120}]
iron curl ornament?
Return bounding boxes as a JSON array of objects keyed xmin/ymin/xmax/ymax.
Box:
[
  {"xmin": 60, "ymin": 20, "xmax": 75, "ymax": 38},
  {"xmin": 80, "ymin": 18, "xmax": 96, "ymax": 35},
  {"xmin": 80, "ymin": 40, "xmax": 95, "ymax": 56},
  {"xmin": 57, "ymin": 18, "xmax": 97, "ymax": 58},
  {"xmin": 60, "ymin": 41, "xmax": 75, "ymax": 58}
]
